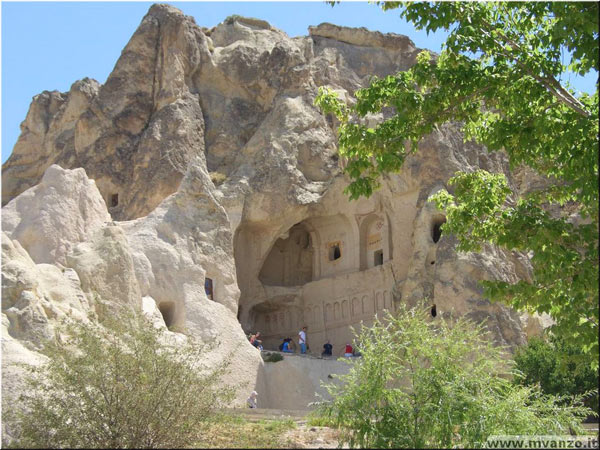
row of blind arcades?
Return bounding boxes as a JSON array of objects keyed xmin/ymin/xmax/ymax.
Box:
[
  {"xmin": 304, "ymin": 289, "xmax": 394, "ymax": 327},
  {"xmin": 257, "ymin": 289, "xmax": 393, "ymax": 334}
]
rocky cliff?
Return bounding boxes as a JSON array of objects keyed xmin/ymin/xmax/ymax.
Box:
[{"xmin": 2, "ymin": 3, "xmax": 549, "ymax": 425}]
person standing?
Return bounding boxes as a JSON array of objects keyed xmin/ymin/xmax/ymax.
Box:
[{"xmin": 299, "ymin": 326, "xmax": 308, "ymax": 354}]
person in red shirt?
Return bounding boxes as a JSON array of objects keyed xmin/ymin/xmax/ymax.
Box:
[{"xmin": 344, "ymin": 343, "xmax": 353, "ymax": 357}]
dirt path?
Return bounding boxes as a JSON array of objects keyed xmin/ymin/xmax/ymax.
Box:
[{"xmin": 282, "ymin": 424, "xmax": 347, "ymax": 449}]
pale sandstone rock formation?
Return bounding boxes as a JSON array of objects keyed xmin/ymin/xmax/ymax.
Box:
[
  {"xmin": 2, "ymin": 164, "xmax": 111, "ymax": 265},
  {"xmin": 2, "ymin": 163, "xmax": 264, "ymax": 410},
  {"xmin": 1, "ymin": 232, "xmax": 89, "ymax": 439},
  {"xmin": 1, "ymin": 232, "xmax": 91, "ymax": 347},
  {"xmin": 66, "ymin": 225, "xmax": 142, "ymax": 312},
  {"xmin": 2, "ymin": 3, "xmax": 548, "ymax": 419},
  {"xmin": 1, "ymin": 313, "xmax": 47, "ymax": 440}
]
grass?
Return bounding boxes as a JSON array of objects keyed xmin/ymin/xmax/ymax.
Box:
[
  {"xmin": 306, "ymin": 413, "xmax": 339, "ymax": 428},
  {"xmin": 194, "ymin": 414, "xmax": 297, "ymax": 448}
]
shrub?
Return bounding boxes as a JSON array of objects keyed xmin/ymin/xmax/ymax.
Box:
[
  {"xmin": 514, "ymin": 336, "xmax": 599, "ymax": 416},
  {"xmin": 4, "ymin": 312, "xmax": 235, "ymax": 448},
  {"xmin": 316, "ymin": 303, "xmax": 594, "ymax": 449},
  {"xmin": 263, "ymin": 352, "xmax": 284, "ymax": 363},
  {"xmin": 306, "ymin": 413, "xmax": 338, "ymax": 428},
  {"xmin": 209, "ymin": 171, "xmax": 227, "ymax": 186},
  {"xmin": 224, "ymin": 15, "xmax": 242, "ymax": 25}
]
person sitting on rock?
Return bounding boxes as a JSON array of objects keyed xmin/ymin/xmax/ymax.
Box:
[
  {"xmin": 250, "ymin": 332, "xmax": 263, "ymax": 351},
  {"xmin": 322, "ymin": 340, "xmax": 333, "ymax": 357},
  {"xmin": 287, "ymin": 338, "xmax": 297, "ymax": 352},
  {"xmin": 247, "ymin": 391, "xmax": 258, "ymax": 409},
  {"xmin": 282, "ymin": 338, "xmax": 294, "ymax": 353},
  {"xmin": 344, "ymin": 343, "xmax": 353, "ymax": 357}
]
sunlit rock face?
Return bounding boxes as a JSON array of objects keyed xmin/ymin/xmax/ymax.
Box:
[{"xmin": 2, "ymin": 4, "xmax": 547, "ymax": 423}]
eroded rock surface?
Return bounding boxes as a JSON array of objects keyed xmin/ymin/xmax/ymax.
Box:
[
  {"xmin": 2, "ymin": 164, "xmax": 111, "ymax": 266},
  {"xmin": 2, "ymin": 4, "xmax": 547, "ymax": 426}
]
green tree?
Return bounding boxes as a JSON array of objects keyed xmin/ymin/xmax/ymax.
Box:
[
  {"xmin": 315, "ymin": 2, "xmax": 598, "ymax": 368},
  {"xmin": 316, "ymin": 304, "xmax": 594, "ymax": 449},
  {"xmin": 513, "ymin": 335, "xmax": 599, "ymax": 416},
  {"xmin": 4, "ymin": 312, "xmax": 235, "ymax": 448}
]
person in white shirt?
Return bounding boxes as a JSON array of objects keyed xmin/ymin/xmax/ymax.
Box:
[{"xmin": 298, "ymin": 326, "xmax": 308, "ymax": 354}]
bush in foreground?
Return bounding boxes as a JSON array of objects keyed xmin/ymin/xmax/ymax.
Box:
[
  {"xmin": 5, "ymin": 312, "xmax": 234, "ymax": 448},
  {"xmin": 316, "ymin": 303, "xmax": 594, "ymax": 449},
  {"xmin": 514, "ymin": 335, "xmax": 599, "ymax": 417}
]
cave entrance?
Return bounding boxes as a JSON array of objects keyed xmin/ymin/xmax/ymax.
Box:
[
  {"xmin": 247, "ymin": 299, "xmax": 301, "ymax": 351},
  {"xmin": 432, "ymin": 216, "xmax": 446, "ymax": 243},
  {"xmin": 158, "ymin": 302, "xmax": 176, "ymax": 328},
  {"xmin": 258, "ymin": 223, "xmax": 314, "ymax": 287}
]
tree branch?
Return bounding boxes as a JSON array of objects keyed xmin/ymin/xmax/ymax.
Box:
[{"xmin": 478, "ymin": 16, "xmax": 591, "ymax": 118}]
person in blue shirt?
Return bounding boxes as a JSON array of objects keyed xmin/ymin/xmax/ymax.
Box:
[{"xmin": 282, "ymin": 338, "xmax": 294, "ymax": 353}]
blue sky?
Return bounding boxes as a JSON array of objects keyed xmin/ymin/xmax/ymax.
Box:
[{"xmin": 1, "ymin": 2, "xmax": 597, "ymax": 164}]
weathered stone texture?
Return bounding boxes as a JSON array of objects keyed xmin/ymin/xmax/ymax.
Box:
[{"xmin": 2, "ymin": 4, "xmax": 548, "ymax": 419}]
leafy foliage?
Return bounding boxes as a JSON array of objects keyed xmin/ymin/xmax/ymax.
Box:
[
  {"xmin": 315, "ymin": 2, "xmax": 598, "ymax": 368},
  {"xmin": 5, "ymin": 313, "xmax": 235, "ymax": 448},
  {"xmin": 513, "ymin": 336, "xmax": 599, "ymax": 416},
  {"xmin": 316, "ymin": 303, "xmax": 594, "ymax": 449}
]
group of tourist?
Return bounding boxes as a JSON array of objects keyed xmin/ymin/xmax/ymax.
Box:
[
  {"xmin": 248, "ymin": 326, "xmax": 361, "ymax": 358},
  {"xmin": 248, "ymin": 326, "xmax": 311, "ymax": 354},
  {"xmin": 322, "ymin": 340, "xmax": 361, "ymax": 358},
  {"xmin": 246, "ymin": 328, "xmax": 361, "ymax": 409}
]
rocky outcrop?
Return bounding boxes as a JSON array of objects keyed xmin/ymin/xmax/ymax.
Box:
[
  {"xmin": 66, "ymin": 225, "xmax": 142, "ymax": 312},
  {"xmin": 2, "ymin": 3, "xmax": 547, "ymax": 421},
  {"xmin": 2, "ymin": 5, "xmax": 209, "ymax": 220},
  {"xmin": 1, "ymin": 232, "xmax": 91, "ymax": 346},
  {"xmin": 2, "ymin": 164, "xmax": 111, "ymax": 266},
  {"xmin": 1, "ymin": 164, "xmax": 264, "ymax": 412}
]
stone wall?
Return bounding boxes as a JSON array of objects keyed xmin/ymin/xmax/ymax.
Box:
[{"xmin": 261, "ymin": 353, "xmax": 351, "ymax": 410}]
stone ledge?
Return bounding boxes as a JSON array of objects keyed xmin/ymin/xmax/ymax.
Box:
[{"xmin": 309, "ymin": 22, "xmax": 416, "ymax": 52}]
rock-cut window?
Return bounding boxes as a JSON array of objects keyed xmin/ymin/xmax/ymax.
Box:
[
  {"xmin": 110, "ymin": 193, "xmax": 119, "ymax": 208},
  {"xmin": 328, "ymin": 242, "xmax": 341, "ymax": 261},
  {"xmin": 374, "ymin": 250, "xmax": 383, "ymax": 266},
  {"xmin": 205, "ymin": 277, "xmax": 214, "ymax": 300}
]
